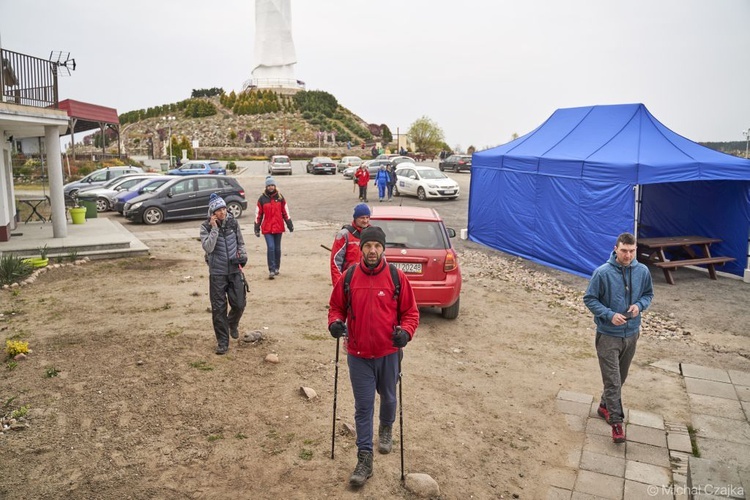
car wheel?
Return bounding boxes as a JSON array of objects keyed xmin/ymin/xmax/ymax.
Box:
[
  {"xmin": 417, "ymin": 187, "xmax": 426, "ymax": 201},
  {"xmin": 96, "ymin": 197, "xmax": 109, "ymax": 212},
  {"xmin": 142, "ymin": 207, "xmax": 164, "ymax": 225},
  {"xmin": 439, "ymin": 165, "xmax": 444, "ymax": 171},
  {"xmin": 227, "ymin": 201, "xmax": 243, "ymax": 218},
  {"xmin": 306, "ymin": 165, "xmax": 311, "ymax": 174},
  {"xmin": 441, "ymin": 297, "xmax": 460, "ymax": 319}
]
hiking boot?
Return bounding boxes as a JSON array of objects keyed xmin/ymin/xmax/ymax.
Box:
[
  {"xmin": 378, "ymin": 424, "xmax": 392, "ymax": 454},
  {"xmin": 229, "ymin": 326, "xmax": 239, "ymax": 340},
  {"xmin": 597, "ymin": 403, "xmax": 611, "ymax": 424},
  {"xmin": 268, "ymin": 272, "xmax": 275, "ymax": 280},
  {"xmin": 215, "ymin": 345, "xmax": 228, "ymax": 355},
  {"xmin": 611, "ymin": 423, "xmax": 626, "ymax": 443},
  {"xmin": 349, "ymin": 450, "xmax": 373, "ymax": 487},
  {"xmin": 273, "ymin": 269, "xmax": 280, "ymax": 276}
]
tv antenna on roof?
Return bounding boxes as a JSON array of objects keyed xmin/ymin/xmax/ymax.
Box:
[{"xmin": 49, "ymin": 51, "xmax": 76, "ymax": 76}]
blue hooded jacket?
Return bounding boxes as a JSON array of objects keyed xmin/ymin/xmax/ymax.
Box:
[{"xmin": 583, "ymin": 251, "xmax": 654, "ymax": 338}]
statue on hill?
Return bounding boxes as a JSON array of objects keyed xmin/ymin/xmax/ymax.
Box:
[{"xmin": 245, "ymin": 0, "xmax": 304, "ymax": 92}]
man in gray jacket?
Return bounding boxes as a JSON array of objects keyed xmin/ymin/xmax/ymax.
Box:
[
  {"xmin": 584, "ymin": 232, "xmax": 654, "ymax": 444},
  {"xmin": 201, "ymin": 193, "xmax": 248, "ymax": 355}
]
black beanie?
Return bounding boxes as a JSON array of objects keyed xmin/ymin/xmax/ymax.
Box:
[{"xmin": 359, "ymin": 226, "xmax": 386, "ymax": 249}]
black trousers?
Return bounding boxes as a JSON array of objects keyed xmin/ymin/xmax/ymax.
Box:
[{"xmin": 209, "ymin": 273, "xmax": 246, "ymax": 348}]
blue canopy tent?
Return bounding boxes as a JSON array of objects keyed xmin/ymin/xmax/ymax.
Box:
[{"xmin": 468, "ymin": 103, "xmax": 750, "ymax": 278}]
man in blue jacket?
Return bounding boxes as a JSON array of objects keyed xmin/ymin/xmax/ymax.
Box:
[{"xmin": 584, "ymin": 232, "xmax": 654, "ymax": 444}]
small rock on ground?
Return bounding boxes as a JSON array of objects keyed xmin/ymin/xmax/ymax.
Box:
[{"xmin": 404, "ymin": 473, "xmax": 440, "ymax": 498}]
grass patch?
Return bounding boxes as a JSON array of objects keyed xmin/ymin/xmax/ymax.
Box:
[
  {"xmin": 687, "ymin": 425, "xmax": 701, "ymax": 457},
  {"xmin": 189, "ymin": 360, "xmax": 214, "ymax": 371},
  {"xmin": 302, "ymin": 333, "xmax": 327, "ymax": 341},
  {"xmin": 299, "ymin": 449, "xmax": 313, "ymax": 460},
  {"xmin": 6, "ymin": 361, "xmax": 18, "ymax": 371},
  {"xmin": 235, "ymin": 432, "xmax": 247, "ymax": 440},
  {"xmin": 10, "ymin": 405, "xmax": 29, "ymax": 419},
  {"xmin": 44, "ymin": 366, "xmax": 60, "ymax": 378},
  {"xmin": 165, "ymin": 327, "xmax": 183, "ymax": 337},
  {"xmin": 207, "ymin": 434, "xmax": 224, "ymax": 442}
]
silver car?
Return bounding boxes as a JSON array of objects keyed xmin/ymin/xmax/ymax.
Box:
[
  {"xmin": 337, "ymin": 155, "xmax": 362, "ymax": 173},
  {"xmin": 268, "ymin": 155, "xmax": 293, "ymax": 175}
]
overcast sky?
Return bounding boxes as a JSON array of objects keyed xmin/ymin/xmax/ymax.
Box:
[{"xmin": 1, "ymin": 0, "xmax": 748, "ymax": 151}]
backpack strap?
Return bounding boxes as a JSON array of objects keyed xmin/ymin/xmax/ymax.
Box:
[{"xmin": 388, "ymin": 263, "xmax": 401, "ymax": 301}]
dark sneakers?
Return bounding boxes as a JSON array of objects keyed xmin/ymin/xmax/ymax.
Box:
[
  {"xmin": 378, "ymin": 425, "xmax": 392, "ymax": 454},
  {"xmin": 215, "ymin": 345, "xmax": 228, "ymax": 355},
  {"xmin": 349, "ymin": 450, "xmax": 373, "ymax": 487},
  {"xmin": 597, "ymin": 403, "xmax": 611, "ymax": 424},
  {"xmin": 230, "ymin": 326, "xmax": 239, "ymax": 340},
  {"xmin": 611, "ymin": 423, "xmax": 626, "ymax": 443}
]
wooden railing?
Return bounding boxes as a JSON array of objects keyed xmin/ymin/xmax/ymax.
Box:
[{"xmin": 1, "ymin": 48, "xmax": 58, "ymax": 108}]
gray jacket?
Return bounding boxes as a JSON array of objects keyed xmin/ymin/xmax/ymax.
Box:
[{"xmin": 200, "ymin": 215, "xmax": 247, "ymax": 275}]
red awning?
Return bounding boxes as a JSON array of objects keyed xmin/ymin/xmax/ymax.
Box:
[{"xmin": 57, "ymin": 99, "xmax": 119, "ymax": 135}]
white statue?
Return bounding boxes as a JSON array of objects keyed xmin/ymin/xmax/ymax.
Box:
[{"xmin": 251, "ymin": 0, "xmax": 297, "ymax": 87}]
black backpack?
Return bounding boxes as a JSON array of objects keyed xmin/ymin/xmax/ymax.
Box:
[{"xmin": 343, "ymin": 263, "xmax": 401, "ymax": 320}]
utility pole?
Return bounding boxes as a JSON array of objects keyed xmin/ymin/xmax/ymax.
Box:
[{"xmin": 743, "ymin": 128, "xmax": 750, "ymax": 159}]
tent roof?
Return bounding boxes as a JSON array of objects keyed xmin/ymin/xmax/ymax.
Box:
[
  {"xmin": 57, "ymin": 99, "xmax": 119, "ymax": 136},
  {"xmin": 474, "ymin": 103, "xmax": 750, "ymax": 185}
]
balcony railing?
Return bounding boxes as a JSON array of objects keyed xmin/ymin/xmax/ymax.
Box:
[{"xmin": 1, "ymin": 48, "xmax": 58, "ymax": 108}]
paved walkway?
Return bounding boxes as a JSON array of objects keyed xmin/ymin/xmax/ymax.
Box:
[{"xmin": 549, "ymin": 362, "xmax": 749, "ymax": 499}]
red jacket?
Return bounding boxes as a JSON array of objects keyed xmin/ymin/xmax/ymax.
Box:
[
  {"xmin": 354, "ymin": 168, "xmax": 370, "ymax": 187},
  {"xmin": 255, "ymin": 190, "xmax": 290, "ymax": 234},
  {"xmin": 329, "ymin": 222, "xmax": 368, "ymax": 285},
  {"xmin": 328, "ymin": 258, "xmax": 419, "ymax": 359}
]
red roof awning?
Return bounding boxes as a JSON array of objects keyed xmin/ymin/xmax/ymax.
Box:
[{"xmin": 57, "ymin": 99, "xmax": 119, "ymax": 135}]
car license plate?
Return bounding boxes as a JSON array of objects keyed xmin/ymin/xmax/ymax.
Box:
[
  {"xmin": 392, "ymin": 263, "xmax": 422, "ymax": 274},
  {"xmin": 443, "ymin": 190, "xmax": 455, "ymax": 195}
]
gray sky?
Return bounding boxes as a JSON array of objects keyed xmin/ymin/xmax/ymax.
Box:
[{"xmin": 1, "ymin": 0, "xmax": 748, "ymax": 151}]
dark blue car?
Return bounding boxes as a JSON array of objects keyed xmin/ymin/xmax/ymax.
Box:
[{"xmin": 113, "ymin": 176, "xmax": 172, "ymax": 214}]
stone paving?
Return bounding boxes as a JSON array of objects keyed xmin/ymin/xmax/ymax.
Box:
[{"xmin": 550, "ymin": 363, "xmax": 750, "ymax": 499}]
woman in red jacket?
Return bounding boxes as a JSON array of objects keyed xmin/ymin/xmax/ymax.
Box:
[
  {"xmin": 254, "ymin": 176, "xmax": 293, "ymax": 279},
  {"xmin": 354, "ymin": 165, "xmax": 370, "ymax": 202}
]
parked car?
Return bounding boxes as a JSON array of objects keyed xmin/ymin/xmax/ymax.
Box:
[
  {"xmin": 167, "ymin": 161, "xmax": 226, "ymax": 176},
  {"xmin": 369, "ymin": 205, "xmax": 462, "ymax": 319},
  {"xmin": 112, "ymin": 176, "xmax": 172, "ymax": 214},
  {"xmin": 341, "ymin": 159, "xmax": 393, "ymax": 179},
  {"xmin": 394, "ymin": 165, "xmax": 460, "ymax": 200},
  {"xmin": 391, "ymin": 156, "xmax": 416, "ymax": 168},
  {"xmin": 77, "ymin": 174, "xmax": 159, "ymax": 212},
  {"xmin": 439, "ymin": 154, "xmax": 472, "ymax": 172},
  {"xmin": 336, "ymin": 156, "xmax": 362, "ymax": 173},
  {"xmin": 268, "ymin": 155, "xmax": 292, "ymax": 175},
  {"xmin": 306, "ymin": 157, "xmax": 336, "ymax": 175},
  {"xmin": 375, "ymin": 153, "xmax": 402, "ymax": 161},
  {"xmin": 63, "ymin": 166, "xmax": 144, "ymax": 197},
  {"xmin": 123, "ymin": 175, "xmax": 247, "ymax": 225}
]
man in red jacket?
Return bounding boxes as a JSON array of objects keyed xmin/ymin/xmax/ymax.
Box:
[
  {"xmin": 328, "ymin": 226, "xmax": 419, "ymax": 488},
  {"xmin": 329, "ymin": 203, "xmax": 371, "ymax": 286},
  {"xmin": 354, "ymin": 165, "xmax": 370, "ymax": 202}
]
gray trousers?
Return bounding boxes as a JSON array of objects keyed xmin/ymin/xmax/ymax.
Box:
[{"xmin": 596, "ymin": 332, "xmax": 639, "ymax": 424}]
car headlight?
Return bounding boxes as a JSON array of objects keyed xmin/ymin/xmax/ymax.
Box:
[
  {"xmin": 427, "ymin": 184, "xmax": 439, "ymax": 188},
  {"xmin": 130, "ymin": 202, "xmax": 143, "ymax": 210}
]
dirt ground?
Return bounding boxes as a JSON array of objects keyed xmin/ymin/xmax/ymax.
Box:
[{"xmin": 2, "ymin": 166, "xmax": 749, "ymax": 499}]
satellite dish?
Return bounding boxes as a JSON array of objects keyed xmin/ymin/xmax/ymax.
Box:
[{"xmin": 49, "ymin": 51, "xmax": 76, "ymax": 76}]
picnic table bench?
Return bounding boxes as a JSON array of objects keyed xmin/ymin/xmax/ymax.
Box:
[{"xmin": 638, "ymin": 235, "xmax": 735, "ymax": 285}]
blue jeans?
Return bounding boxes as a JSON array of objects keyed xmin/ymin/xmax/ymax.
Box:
[
  {"xmin": 263, "ymin": 233, "xmax": 282, "ymax": 272},
  {"xmin": 348, "ymin": 352, "xmax": 400, "ymax": 452}
]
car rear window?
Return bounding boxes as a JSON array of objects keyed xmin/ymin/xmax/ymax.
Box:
[{"xmin": 371, "ymin": 220, "xmax": 448, "ymax": 250}]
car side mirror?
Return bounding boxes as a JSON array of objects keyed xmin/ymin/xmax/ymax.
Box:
[
  {"xmin": 167, "ymin": 189, "xmax": 174, "ymax": 198},
  {"xmin": 447, "ymin": 228, "xmax": 456, "ymax": 238}
]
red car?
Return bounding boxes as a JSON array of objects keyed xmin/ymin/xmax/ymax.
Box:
[{"xmin": 370, "ymin": 206, "xmax": 462, "ymax": 319}]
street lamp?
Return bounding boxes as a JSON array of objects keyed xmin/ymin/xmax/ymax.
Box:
[
  {"xmin": 162, "ymin": 116, "xmax": 176, "ymax": 166},
  {"xmin": 743, "ymin": 128, "xmax": 750, "ymax": 159}
]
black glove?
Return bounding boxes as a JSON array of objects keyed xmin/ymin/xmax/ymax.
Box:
[
  {"xmin": 329, "ymin": 320, "xmax": 347, "ymax": 339},
  {"xmin": 392, "ymin": 327, "xmax": 410, "ymax": 348},
  {"xmin": 286, "ymin": 219, "xmax": 294, "ymax": 232},
  {"xmin": 254, "ymin": 223, "xmax": 260, "ymax": 238}
]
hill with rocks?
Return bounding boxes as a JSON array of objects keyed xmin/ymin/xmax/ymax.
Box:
[{"xmin": 112, "ymin": 89, "xmax": 392, "ymax": 160}]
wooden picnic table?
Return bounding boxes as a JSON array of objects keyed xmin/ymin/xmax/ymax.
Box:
[{"xmin": 637, "ymin": 235, "xmax": 735, "ymax": 285}]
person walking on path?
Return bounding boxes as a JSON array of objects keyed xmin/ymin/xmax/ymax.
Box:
[
  {"xmin": 200, "ymin": 193, "xmax": 248, "ymax": 355},
  {"xmin": 373, "ymin": 165, "xmax": 390, "ymax": 202},
  {"xmin": 385, "ymin": 164, "xmax": 397, "ymax": 201},
  {"xmin": 583, "ymin": 232, "xmax": 654, "ymax": 444},
  {"xmin": 355, "ymin": 165, "xmax": 370, "ymax": 202},
  {"xmin": 329, "ymin": 203, "xmax": 371, "ymax": 285},
  {"xmin": 328, "ymin": 226, "xmax": 420, "ymax": 487},
  {"xmin": 254, "ymin": 176, "xmax": 294, "ymax": 280}
]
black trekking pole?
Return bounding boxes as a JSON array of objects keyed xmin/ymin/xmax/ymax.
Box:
[
  {"xmin": 331, "ymin": 335, "xmax": 341, "ymax": 459},
  {"xmin": 398, "ymin": 348, "xmax": 405, "ymax": 481}
]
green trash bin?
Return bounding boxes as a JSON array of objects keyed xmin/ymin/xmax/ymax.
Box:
[{"xmin": 77, "ymin": 194, "xmax": 98, "ymax": 219}]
